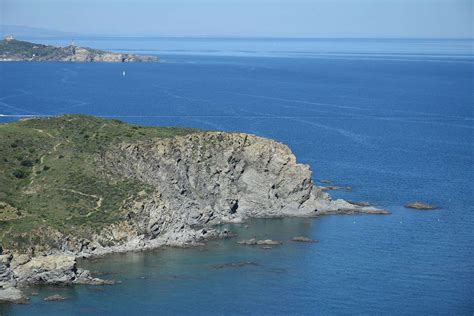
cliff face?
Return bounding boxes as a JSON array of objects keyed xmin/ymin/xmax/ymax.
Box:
[
  {"xmin": 106, "ymin": 132, "xmax": 337, "ymax": 226},
  {"xmin": 0, "ymin": 39, "xmax": 159, "ymax": 62},
  {"xmin": 78, "ymin": 132, "xmax": 379, "ymax": 254}
]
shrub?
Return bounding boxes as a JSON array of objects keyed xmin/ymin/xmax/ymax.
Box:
[
  {"xmin": 20, "ymin": 159, "xmax": 34, "ymax": 167},
  {"xmin": 12, "ymin": 169, "xmax": 29, "ymax": 179}
]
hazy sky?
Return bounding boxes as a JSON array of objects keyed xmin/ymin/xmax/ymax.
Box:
[{"xmin": 1, "ymin": 0, "xmax": 473, "ymax": 38}]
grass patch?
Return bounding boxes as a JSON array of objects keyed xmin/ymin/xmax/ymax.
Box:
[{"xmin": 0, "ymin": 115, "xmax": 199, "ymax": 251}]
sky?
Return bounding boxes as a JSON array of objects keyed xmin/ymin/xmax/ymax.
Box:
[{"xmin": 1, "ymin": 0, "xmax": 473, "ymax": 38}]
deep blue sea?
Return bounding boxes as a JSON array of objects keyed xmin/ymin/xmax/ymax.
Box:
[{"xmin": 0, "ymin": 38, "xmax": 473, "ymax": 315}]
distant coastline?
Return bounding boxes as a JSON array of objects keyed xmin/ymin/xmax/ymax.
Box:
[{"xmin": 0, "ymin": 37, "xmax": 159, "ymax": 62}]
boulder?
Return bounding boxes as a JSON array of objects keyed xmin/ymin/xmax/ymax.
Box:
[
  {"xmin": 11, "ymin": 255, "xmax": 110, "ymax": 286},
  {"xmin": 13, "ymin": 255, "xmax": 76, "ymax": 285},
  {"xmin": 0, "ymin": 286, "xmax": 28, "ymax": 304}
]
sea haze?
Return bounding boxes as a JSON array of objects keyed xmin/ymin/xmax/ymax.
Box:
[{"xmin": 0, "ymin": 38, "xmax": 473, "ymax": 315}]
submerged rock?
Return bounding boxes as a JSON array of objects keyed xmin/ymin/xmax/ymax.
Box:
[
  {"xmin": 257, "ymin": 239, "xmax": 282, "ymax": 246},
  {"xmin": 212, "ymin": 261, "xmax": 259, "ymax": 269},
  {"xmin": 404, "ymin": 202, "xmax": 437, "ymax": 210},
  {"xmin": 291, "ymin": 236, "xmax": 319, "ymax": 243},
  {"xmin": 325, "ymin": 206, "xmax": 390, "ymax": 215},
  {"xmin": 237, "ymin": 238, "xmax": 282, "ymax": 246},
  {"xmin": 44, "ymin": 294, "xmax": 67, "ymax": 302},
  {"xmin": 347, "ymin": 200, "xmax": 371, "ymax": 207},
  {"xmin": 320, "ymin": 185, "xmax": 352, "ymax": 191}
]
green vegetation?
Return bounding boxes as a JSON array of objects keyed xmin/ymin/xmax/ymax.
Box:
[
  {"xmin": 0, "ymin": 115, "xmax": 197, "ymax": 251},
  {"xmin": 0, "ymin": 39, "xmax": 69, "ymax": 60}
]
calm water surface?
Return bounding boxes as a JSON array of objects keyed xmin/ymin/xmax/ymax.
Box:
[{"xmin": 0, "ymin": 38, "xmax": 473, "ymax": 315}]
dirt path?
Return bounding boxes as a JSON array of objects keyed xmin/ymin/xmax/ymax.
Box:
[{"xmin": 59, "ymin": 188, "xmax": 103, "ymax": 216}]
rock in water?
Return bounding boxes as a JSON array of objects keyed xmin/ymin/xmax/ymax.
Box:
[
  {"xmin": 0, "ymin": 286, "xmax": 28, "ymax": 304},
  {"xmin": 44, "ymin": 294, "xmax": 67, "ymax": 301},
  {"xmin": 291, "ymin": 236, "xmax": 318, "ymax": 243},
  {"xmin": 256, "ymin": 239, "xmax": 282, "ymax": 246},
  {"xmin": 212, "ymin": 261, "xmax": 259, "ymax": 269},
  {"xmin": 237, "ymin": 238, "xmax": 258, "ymax": 245},
  {"xmin": 347, "ymin": 200, "xmax": 371, "ymax": 207},
  {"xmin": 237, "ymin": 239, "xmax": 282, "ymax": 246},
  {"xmin": 404, "ymin": 202, "xmax": 437, "ymax": 210},
  {"xmin": 10, "ymin": 255, "xmax": 109, "ymax": 287}
]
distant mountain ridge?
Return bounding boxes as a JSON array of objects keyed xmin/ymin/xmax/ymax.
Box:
[{"xmin": 1, "ymin": 25, "xmax": 82, "ymax": 38}]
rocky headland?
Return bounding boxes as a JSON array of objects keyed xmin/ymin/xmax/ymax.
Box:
[
  {"xmin": 0, "ymin": 38, "xmax": 159, "ymax": 62},
  {"xmin": 0, "ymin": 115, "xmax": 387, "ymax": 303}
]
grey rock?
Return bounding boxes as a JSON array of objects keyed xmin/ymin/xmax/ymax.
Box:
[
  {"xmin": 0, "ymin": 286, "xmax": 28, "ymax": 304},
  {"xmin": 404, "ymin": 202, "xmax": 437, "ymax": 210},
  {"xmin": 97, "ymin": 132, "xmax": 384, "ymax": 252},
  {"xmin": 0, "ymin": 255, "xmax": 12, "ymax": 283},
  {"xmin": 237, "ymin": 238, "xmax": 258, "ymax": 245},
  {"xmin": 44, "ymin": 294, "xmax": 67, "ymax": 301},
  {"xmin": 320, "ymin": 185, "xmax": 352, "ymax": 191},
  {"xmin": 347, "ymin": 200, "xmax": 371, "ymax": 207},
  {"xmin": 291, "ymin": 236, "xmax": 318, "ymax": 243},
  {"xmin": 9, "ymin": 255, "xmax": 109, "ymax": 287},
  {"xmin": 237, "ymin": 238, "xmax": 282, "ymax": 246}
]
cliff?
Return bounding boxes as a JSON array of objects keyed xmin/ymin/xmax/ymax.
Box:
[
  {"xmin": 0, "ymin": 39, "xmax": 159, "ymax": 62},
  {"xmin": 0, "ymin": 115, "xmax": 386, "ymax": 302}
]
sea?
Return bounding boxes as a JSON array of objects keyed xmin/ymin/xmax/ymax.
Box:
[{"xmin": 0, "ymin": 38, "xmax": 473, "ymax": 315}]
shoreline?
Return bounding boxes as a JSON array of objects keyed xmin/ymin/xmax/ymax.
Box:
[{"xmin": 1, "ymin": 206, "xmax": 388, "ymax": 304}]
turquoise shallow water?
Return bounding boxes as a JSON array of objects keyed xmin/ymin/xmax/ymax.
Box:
[{"xmin": 0, "ymin": 38, "xmax": 473, "ymax": 315}]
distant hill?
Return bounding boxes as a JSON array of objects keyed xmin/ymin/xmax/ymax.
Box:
[{"xmin": 0, "ymin": 25, "xmax": 81, "ymax": 39}]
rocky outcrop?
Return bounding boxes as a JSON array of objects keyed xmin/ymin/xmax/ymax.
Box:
[
  {"xmin": 0, "ymin": 254, "xmax": 111, "ymax": 303},
  {"xmin": 0, "ymin": 130, "xmax": 387, "ymax": 302},
  {"xmin": 2, "ymin": 255, "xmax": 107, "ymax": 292},
  {"xmin": 104, "ymin": 132, "xmax": 380, "ymax": 222},
  {"xmin": 57, "ymin": 132, "xmax": 384, "ymax": 256},
  {"xmin": 43, "ymin": 132, "xmax": 380, "ymax": 255},
  {"xmin": 0, "ymin": 286, "xmax": 28, "ymax": 304}
]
